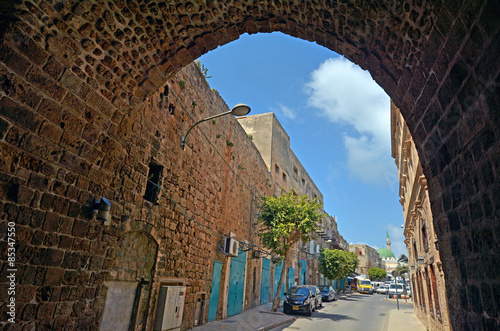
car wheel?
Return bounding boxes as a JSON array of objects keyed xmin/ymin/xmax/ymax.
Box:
[{"xmin": 307, "ymin": 305, "xmax": 312, "ymax": 316}]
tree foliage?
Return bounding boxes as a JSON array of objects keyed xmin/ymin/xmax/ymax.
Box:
[
  {"xmin": 368, "ymin": 266, "xmax": 387, "ymax": 281},
  {"xmin": 398, "ymin": 254, "xmax": 408, "ymax": 263},
  {"xmin": 318, "ymin": 248, "xmax": 359, "ymax": 282},
  {"xmin": 258, "ymin": 189, "xmax": 324, "ymax": 311}
]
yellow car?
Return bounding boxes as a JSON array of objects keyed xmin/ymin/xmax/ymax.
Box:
[{"xmin": 358, "ymin": 280, "xmax": 374, "ymax": 294}]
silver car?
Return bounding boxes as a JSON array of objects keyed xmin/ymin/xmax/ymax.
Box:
[
  {"xmin": 376, "ymin": 285, "xmax": 389, "ymax": 294},
  {"xmin": 388, "ymin": 284, "xmax": 405, "ymax": 298}
]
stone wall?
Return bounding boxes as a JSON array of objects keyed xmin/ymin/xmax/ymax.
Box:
[
  {"xmin": 0, "ymin": 55, "xmax": 274, "ymax": 329},
  {"xmin": 0, "ymin": 1, "xmax": 498, "ymax": 329}
]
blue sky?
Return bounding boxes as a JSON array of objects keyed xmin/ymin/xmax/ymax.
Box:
[{"xmin": 198, "ymin": 32, "xmax": 407, "ymax": 259}]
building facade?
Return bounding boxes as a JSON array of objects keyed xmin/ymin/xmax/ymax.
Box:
[
  {"xmin": 238, "ymin": 113, "xmax": 348, "ymax": 288},
  {"xmin": 391, "ymin": 102, "xmax": 451, "ymax": 330},
  {"xmin": 348, "ymin": 244, "xmax": 381, "ymax": 276}
]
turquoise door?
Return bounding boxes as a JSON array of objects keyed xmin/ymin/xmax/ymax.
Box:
[
  {"xmin": 227, "ymin": 250, "xmax": 246, "ymax": 317},
  {"xmin": 260, "ymin": 258, "xmax": 270, "ymax": 304},
  {"xmin": 301, "ymin": 260, "xmax": 307, "ymax": 285},
  {"xmin": 288, "ymin": 267, "xmax": 295, "ymax": 290},
  {"xmin": 274, "ymin": 263, "xmax": 285, "ymax": 300},
  {"xmin": 208, "ymin": 260, "xmax": 222, "ymax": 321}
]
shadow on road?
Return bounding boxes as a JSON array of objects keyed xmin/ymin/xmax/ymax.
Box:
[{"xmin": 311, "ymin": 311, "xmax": 358, "ymax": 322}]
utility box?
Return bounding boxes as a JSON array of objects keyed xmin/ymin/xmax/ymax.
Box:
[{"xmin": 153, "ymin": 286, "xmax": 186, "ymax": 331}]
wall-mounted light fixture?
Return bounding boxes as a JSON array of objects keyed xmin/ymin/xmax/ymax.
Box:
[
  {"xmin": 94, "ymin": 197, "xmax": 111, "ymax": 224},
  {"xmin": 180, "ymin": 104, "xmax": 251, "ymax": 150}
]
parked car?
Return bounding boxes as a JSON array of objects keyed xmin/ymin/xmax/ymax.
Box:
[
  {"xmin": 306, "ymin": 285, "xmax": 323, "ymax": 309},
  {"xmin": 317, "ymin": 285, "xmax": 336, "ymax": 302},
  {"xmin": 283, "ymin": 285, "xmax": 314, "ymax": 316},
  {"xmin": 376, "ymin": 285, "xmax": 389, "ymax": 294},
  {"xmin": 406, "ymin": 286, "xmax": 412, "ymax": 297},
  {"xmin": 388, "ymin": 284, "xmax": 405, "ymax": 298},
  {"xmin": 358, "ymin": 280, "xmax": 374, "ymax": 294}
]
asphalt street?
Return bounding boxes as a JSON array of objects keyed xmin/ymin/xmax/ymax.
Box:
[{"xmin": 271, "ymin": 292, "xmax": 412, "ymax": 331}]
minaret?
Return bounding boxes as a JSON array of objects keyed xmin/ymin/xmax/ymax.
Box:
[{"xmin": 386, "ymin": 231, "xmax": 391, "ymax": 251}]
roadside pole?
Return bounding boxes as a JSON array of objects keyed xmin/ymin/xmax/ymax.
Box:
[{"xmin": 393, "ymin": 275, "xmax": 399, "ymax": 310}]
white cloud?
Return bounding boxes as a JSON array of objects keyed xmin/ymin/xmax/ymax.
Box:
[
  {"xmin": 272, "ymin": 102, "xmax": 296, "ymax": 120},
  {"xmin": 305, "ymin": 57, "xmax": 394, "ymax": 186}
]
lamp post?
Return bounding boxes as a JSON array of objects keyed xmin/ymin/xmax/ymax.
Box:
[{"xmin": 180, "ymin": 103, "xmax": 251, "ymax": 150}]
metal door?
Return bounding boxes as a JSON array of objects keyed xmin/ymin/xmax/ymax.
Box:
[
  {"xmin": 301, "ymin": 260, "xmax": 307, "ymax": 285},
  {"xmin": 227, "ymin": 249, "xmax": 246, "ymax": 317},
  {"xmin": 273, "ymin": 262, "xmax": 285, "ymax": 300},
  {"xmin": 260, "ymin": 258, "xmax": 270, "ymax": 304},
  {"xmin": 288, "ymin": 267, "xmax": 294, "ymax": 290},
  {"xmin": 207, "ymin": 260, "xmax": 222, "ymax": 322}
]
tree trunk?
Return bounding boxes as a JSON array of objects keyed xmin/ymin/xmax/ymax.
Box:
[{"xmin": 272, "ymin": 258, "xmax": 288, "ymax": 312}]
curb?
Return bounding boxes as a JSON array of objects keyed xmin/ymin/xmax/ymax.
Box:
[
  {"xmin": 382, "ymin": 298, "xmax": 414, "ymax": 306},
  {"xmin": 256, "ymin": 317, "xmax": 295, "ymax": 331},
  {"xmin": 383, "ymin": 309, "xmax": 391, "ymax": 331}
]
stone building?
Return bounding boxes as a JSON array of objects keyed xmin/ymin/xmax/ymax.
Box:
[
  {"xmin": 348, "ymin": 244, "xmax": 381, "ymax": 276},
  {"xmin": 391, "ymin": 101, "xmax": 451, "ymax": 330},
  {"xmin": 0, "ymin": 54, "xmax": 280, "ymax": 329},
  {"xmin": 238, "ymin": 113, "xmax": 348, "ymax": 288},
  {"xmin": 0, "ymin": 1, "xmax": 498, "ymax": 330}
]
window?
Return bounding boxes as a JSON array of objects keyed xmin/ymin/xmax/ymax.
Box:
[
  {"xmin": 422, "ymin": 222, "xmax": 428, "ymax": 251},
  {"xmin": 425, "ymin": 267, "xmax": 434, "ymax": 314},
  {"xmin": 430, "ymin": 264, "xmax": 441, "ymax": 317},
  {"xmin": 282, "ymin": 172, "xmax": 287, "ymax": 182},
  {"xmin": 275, "ymin": 164, "xmax": 280, "ymax": 174},
  {"xmin": 144, "ymin": 162, "xmax": 163, "ymax": 204},
  {"xmin": 417, "ymin": 272, "xmax": 426, "ymax": 312}
]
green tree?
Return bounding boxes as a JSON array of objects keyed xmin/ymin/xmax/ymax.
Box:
[
  {"xmin": 368, "ymin": 266, "xmax": 387, "ymax": 281},
  {"xmin": 396, "ymin": 254, "xmax": 409, "ymax": 280},
  {"xmin": 318, "ymin": 249, "xmax": 359, "ymax": 291},
  {"xmin": 258, "ymin": 189, "xmax": 324, "ymax": 311}
]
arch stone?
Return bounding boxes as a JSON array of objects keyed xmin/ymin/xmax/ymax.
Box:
[{"xmin": 0, "ymin": 1, "xmax": 498, "ymax": 329}]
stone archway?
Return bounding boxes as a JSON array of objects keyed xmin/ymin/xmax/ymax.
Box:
[{"xmin": 0, "ymin": 1, "xmax": 498, "ymax": 329}]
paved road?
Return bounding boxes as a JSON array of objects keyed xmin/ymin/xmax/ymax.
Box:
[{"xmin": 271, "ymin": 292, "xmax": 412, "ymax": 331}]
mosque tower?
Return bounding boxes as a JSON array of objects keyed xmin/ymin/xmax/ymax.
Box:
[{"xmin": 386, "ymin": 231, "xmax": 391, "ymax": 251}]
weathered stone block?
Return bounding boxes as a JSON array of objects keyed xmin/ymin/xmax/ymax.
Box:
[{"xmin": 0, "ymin": 97, "xmax": 41, "ymax": 132}]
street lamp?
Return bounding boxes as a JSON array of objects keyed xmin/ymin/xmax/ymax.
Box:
[{"xmin": 180, "ymin": 104, "xmax": 251, "ymax": 150}]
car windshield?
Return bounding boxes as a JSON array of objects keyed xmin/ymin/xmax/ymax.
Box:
[
  {"xmin": 288, "ymin": 287, "xmax": 310, "ymax": 296},
  {"xmin": 360, "ymin": 280, "xmax": 371, "ymax": 285},
  {"xmin": 318, "ymin": 286, "xmax": 329, "ymax": 291}
]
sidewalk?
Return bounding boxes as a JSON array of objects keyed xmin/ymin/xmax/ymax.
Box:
[
  {"xmin": 192, "ymin": 291, "xmax": 426, "ymax": 331},
  {"xmin": 382, "ymin": 297, "xmax": 426, "ymax": 331},
  {"xmin": 192, "ymin": 301, "xmax": 294, "ymax": 331}
]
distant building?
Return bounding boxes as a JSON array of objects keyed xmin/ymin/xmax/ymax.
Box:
[
  {"xmin": 391, "ymin": 101, "xmax": 451, "ymax": 330},
  {"xmin": 377, "ymin": 232, "xmax": 399, "ymax": 274},
  {"xmin": 349, "ymin": 244, "xmax": 381, "ymax": 275}
]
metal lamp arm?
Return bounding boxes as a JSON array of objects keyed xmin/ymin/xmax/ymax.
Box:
[{"xmin": 180, "ymin": 110, "xmax": 233, "ymax": 149}]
